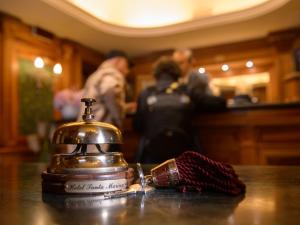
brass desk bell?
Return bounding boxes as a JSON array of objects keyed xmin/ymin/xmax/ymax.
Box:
[{"xmin": 42, "ymin": 98, "xmax": 134, "ymax": 195}]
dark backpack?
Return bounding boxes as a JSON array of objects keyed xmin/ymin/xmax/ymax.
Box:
[{"xmin": 140, "ymin": 85, "xmax": 194, "ymax": 163}]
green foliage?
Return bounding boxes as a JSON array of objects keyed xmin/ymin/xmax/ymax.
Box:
[{"xmin": 18, "ymin": 59, "xmax": 54, "ymax": 135}]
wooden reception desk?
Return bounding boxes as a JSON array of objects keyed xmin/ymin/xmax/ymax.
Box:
[{"xmin": 122, "ymin": 103, "xmax": 300, "ymax": 165}]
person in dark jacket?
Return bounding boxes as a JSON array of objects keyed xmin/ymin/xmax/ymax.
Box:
[
  {"xmin": 133, "ymin": 57, "xmax": 227, "ymax": 163},
  {"xmin": 133, "ymin": 57, "xmax": 195, "ymax": 163}
]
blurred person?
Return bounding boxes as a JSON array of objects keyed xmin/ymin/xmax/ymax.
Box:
[
  {"xmin": 133, "ymin": 57, "xmax": 196, "ymax": 163},
  {"xmin": 172, "ymin": 49, "xmax": 193, "ymax": 83},
  {"xmin": 79, "ymin": 50, "xmax": 131, "ymax": 129},
  {"xmin": 78, "ymin": 50, "xmax": 132, "ymax": 152},
  {"xmin": 232, "ymin": 94, "xmax": 256, "ymax": 106},
  {"xmin": 173, "ymin": 49, "xmax": 212, "ymax": 96},
  {"xmin": 173, "ymin": 49, "xmax": 226, "ymax": 111},
  {"xmin": 54, "ymin": 88, "xmax": 83, "ymax": 121}
]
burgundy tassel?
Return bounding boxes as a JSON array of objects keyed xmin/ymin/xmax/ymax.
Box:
[{"xmin": 175, "ymin": 151, "xmax": 246, "ymax": 195}]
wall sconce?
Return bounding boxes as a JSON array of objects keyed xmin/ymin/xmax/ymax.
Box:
[
  {"xmin": 53, "ymin": 63, "xmax": 62, "ymax": 75},
  {"xmin": 34, "ymin": 57, "xmax": 44, "ymax": 68}
]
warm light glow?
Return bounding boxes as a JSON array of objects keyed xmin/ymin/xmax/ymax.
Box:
[
  {"xmin": 66, "ymin": 0, "xmax": 270, "ymax": 28},
  {"xmin": 211, "ymin": 73, "xmax": 270, "ymax": 87},
  {"xmin": 68, "ymin": 0, "xmax": 193, "ymax": 28},
  {"xmin": 34, "ymin": 57, "xmax": 44, "ymax": 68},
  {"xmin": 101, "ymin": 210, "xmax": 109, "ymax": 220},
  {"xmin": 198, "ymin": 67, "xmax": 206, "ymax": 74},
  {"xmin": 53, "ymin": 63, "xmax": 63, "ymax": 75},
  {"xmin": 246, "ymin": 60, "xmax": 254, "ymax": 68},
  {"xmin": 221, "ymin": 64, "xmax": 229, "ymax": 72},
  {"xmin": 212, "ymin": 0, "xmax": 269, "ymax": 15}
]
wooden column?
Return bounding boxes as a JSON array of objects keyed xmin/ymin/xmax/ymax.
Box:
[
  {"xmin": 284, "ymin": 35, "xmax": 300, "ymax": 102},
  {"xmin": 268, "ymin": 29, "xmax": 300, "ymax": 102},
  {"xmin": 0, "ymin": 24, "xmax": 3, "ymax": 147},
  {"xmin": 1, "ymin": 18, "xmax": 19, "ymax": 148}
]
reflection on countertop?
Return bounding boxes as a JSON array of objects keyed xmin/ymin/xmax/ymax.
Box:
[{"xmin": 0, "ymin": 161, "xmax": 300, "ymax": 225}]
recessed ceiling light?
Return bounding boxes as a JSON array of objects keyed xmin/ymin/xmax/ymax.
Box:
[
  {"xmin": 246, "ymin": 60, "xmax": 254, "ymax": 68},
  {"xmin": 221, "ymin": 64, "xmax": 229, "ymax": 72}
]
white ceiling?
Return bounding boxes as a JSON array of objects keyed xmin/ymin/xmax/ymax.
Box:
[
  {"xmin": 63, "ymin": 0, "xmax": 270, "ymax": 28},
  {"xmin": 0, "ymin": 0, "xmax": 299, "ymax": 56}
]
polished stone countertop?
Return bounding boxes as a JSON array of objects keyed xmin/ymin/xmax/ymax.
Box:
[{"xmin": 0, "ymin": 162, "xmax": 299, "ymax": 225}]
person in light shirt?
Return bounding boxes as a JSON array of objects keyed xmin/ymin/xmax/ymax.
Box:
[
  {"xmin": 78, "ymin": 50, "xmax": 133, "ymax": 152},
  {"xmin": 79, "ymin": 50, "xmax": 132, "ymax": 129}
]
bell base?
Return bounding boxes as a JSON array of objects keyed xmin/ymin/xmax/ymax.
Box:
[
  {"xmin": 42, "ymin": 168, "xmax": 134, "ymax": 194},
  {"xmin": 47, "ymin": 152, "xmax": 128, "ymax": 174}
]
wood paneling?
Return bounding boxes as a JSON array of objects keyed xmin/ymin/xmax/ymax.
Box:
[
  {"xmin": 0, "ymin": 14, "xmax": 104, "ymax": 152},
  {"xmin": 284, "ymin": 72, "xmax": 300, "ymax": 102}
]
